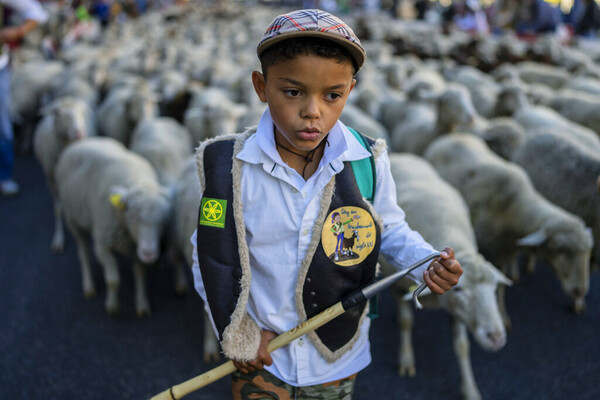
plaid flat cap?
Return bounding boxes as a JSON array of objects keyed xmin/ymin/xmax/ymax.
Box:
[{"xmin": 257, "ymin": 9, "xmax": 366, "ymax": 71}]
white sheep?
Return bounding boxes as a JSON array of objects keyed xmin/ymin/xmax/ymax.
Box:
[
  {"xmin": 424, "ymin": 134, "xmax": 593, "ymax": 324},
  {"xmin": 129, "ymin": 117, "xmax": 194, "ymax": 187},
  {"xmin": 493, "ymin": 83, "xmax": 600, "ymax": 153},
  {"xmin": 340, "ymin": 103, "xmax": 391, "ymax": 143},
  {"xmin": 510, "ymin": 128, "xmax": 600, "ymax": 272},
  {"xmin": 10, "ymin": 60, "xmax": 65, "ymax": 152},
  {"xmin": 96, "ymin": 83, "xmax": 159, "ymax": 146},
  {"xmin": 33, "ymin": 97, "xmax": 96, "ymax": 253},
  {"xmin": 515, "ymin": 60, "xmax": 570, "ymax": 89},
  {"xmin": 545, "ymin": 89, "xmax": 600, "ymax": 136},
  {"xmin": 445, "ymin": 64, "xmax": 501, "ymax": 118},
  {"xmin": 563, "ymin": 76, "xmax": 600, "ymax": 96},
  {"xmin": 168, "ymin": 157, "xmax": 220, "ymax": 362},
  {"xmin": 386, "ymin": 82, "xmax": 477, "ymax": 154},
  {"xmin": 55, "ymin": 137, "xmax": 172, "ymax": 316},
  {"xmin": 385, "ymin": 153, "xmax": 511, "ymax": 400},
  {"xmin": 183, "ymin": 87, "xmax": 246, "ymax": 144}
]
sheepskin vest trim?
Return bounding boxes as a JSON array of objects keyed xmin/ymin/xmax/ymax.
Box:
[{"xmin": 196, "ymin": 131, "xmax": 382, "ymax": 362}]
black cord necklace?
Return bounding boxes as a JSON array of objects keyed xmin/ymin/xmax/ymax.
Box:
[{"xmin": 275, "ymin": 135, "xmax": 329, "ymax": 179}]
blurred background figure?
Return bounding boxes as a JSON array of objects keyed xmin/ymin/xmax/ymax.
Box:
[
  {"xmin": 0, "ymin": 0, "xmax": 48, "ymax": 196},
  {"xmin": 573, "ymin": 0, "xmax": 600, "ymax": 37},
  {"xmin": 514, "ymin": 0, "xmax": 562, "ymax": 36},
  {"xmin": 414, "ymin": 0, "xmax": 430, "ymax": 19},
  {"xmin": 90, "ymin": 0, "xmax": 111, "ymax": 28},
  {"xmin": 448, "ymin": 0, "xmax": 490, "ymax": 34}
]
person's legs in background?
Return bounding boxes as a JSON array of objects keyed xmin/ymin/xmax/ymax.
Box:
[{"xmin": 0, "ymin": 65, "xmax": 18, "ymax": 196}]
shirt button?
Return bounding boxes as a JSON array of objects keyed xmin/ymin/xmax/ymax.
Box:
[
  {"xmin": 302, "ymin": 229, "xmax": 310, "ymax": 236},
  {"xmin": 298, "ymin": 338, "xmax": 304, "ymax": 347},
  {"xmin": 292, "ymin": 188, "xmax": 299, "ymax": 193}
]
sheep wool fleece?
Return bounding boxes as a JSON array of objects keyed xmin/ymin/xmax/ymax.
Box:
[{"xmin": 196, "ymin": 132, "xmax": 382, "ymax": 362}]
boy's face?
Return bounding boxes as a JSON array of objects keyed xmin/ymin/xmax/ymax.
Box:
[{"xmin": 252, "ymin": 53, "xmax": 356, "ymax": 155}]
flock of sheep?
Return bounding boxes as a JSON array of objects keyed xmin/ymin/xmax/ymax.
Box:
[{"xmin": 13, "ymin": 2, "xmax": 600, "ymax": 400}]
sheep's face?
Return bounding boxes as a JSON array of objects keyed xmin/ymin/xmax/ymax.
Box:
[
  {"xmin": 548, "ymin": 249, "xmax": 590, "ymax": 314},
  {"xmin": 127, "ymin": 91, "xmax": 157, "ymax": 123},
  {"xmin": 206, "ymin": 104, "xmax": 246, "ymax": 138},
  {"xmin": 542, "ymin": 224, "xmax": 593, "ymax": 313},
  {"xmin": 438, "ymin": 86, "xmax": 477, "ymax": 128},
  {"xmin": 252, "ymin": 53, "xmax": 355, "ymax": 157},
  {"xmin": 439, "ymin": 258, "xmax": 509, "ymax": 352},
  {"xmin": 119, "ymin": 187, "xmax": 172, "ymax": 264},
  {"xmin": 55, "ymin": 104, "xmax": 89, "ymax": 142}
]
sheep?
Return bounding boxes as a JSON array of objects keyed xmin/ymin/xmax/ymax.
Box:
[
  {"xmin": 384, "ymin": 153, "xmax": 510, "ymax": 400},
  {"xmin": 563, "ymin": 76, "xmax": 600, "ymax": 97},
  {"xmin": 510, "ymin": 128, "xmax": 600, "ymax": 271},
  {"xmin": 129, "ymin": 117, "xmax": 194, "ymax": 187},
  {"xmin": 54, "ymin": 137, "xmax": 172, "ymax": 316},
  {"xmin": 493, "ymin": 83, "xmax": 600, "ymax": 153},
  {"xmin": 340, "ymin": 103, "xmax": 391, "ymax": 143},
  {"xmin": 545, "ymin": 89, "xmax": 600, "ymax": 136},
  {"xmin": 183, "ymin": 87, "xmax": 246, "ymax": 144},
  {"xmin": 10, "ymin": 60, "xmax": 66, "ymax": 152},
  {"xmin": 444, "ymin": 64, "xmax": 501, "ymax": 118},
  {"xmin": 386, "ymin": 82, "xmax": 477, "ymax": 155},
  {"xmin": 236, "ymin": 104, "xmax": 268, "ymax": 133},
  {"xmin": 96, "ymin": 83, "xmax": 159, "ymax": 146},
  {"xmin": 33, "ymin": 97, "xmax": 96, "ymax": 253},
  {"xmin": 168, "ymin": 157, "xmax": 220, "ymax": 362},
  {"xmin": 149, "ymin": 69, "xmax": 191, "ymax": 122},
  {"xmin": 424, "ymin": 134, "xmax": 593, "ymax": 322},
  {"xmin": 515, "ymin": 61, "xmax": 570, "ymax": 89}
]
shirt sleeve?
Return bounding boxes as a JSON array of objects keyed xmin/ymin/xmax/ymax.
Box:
[
  {"xmin": 3, "ymin": 0, "xmax": 49, "ymax": 23},
  {"xmin": 190, "ymin": 228, "xmax": 220, "ymax": 338},
  {"xmin": 373, "ymin": 149, "xmax": 436, "ymax": 282}
]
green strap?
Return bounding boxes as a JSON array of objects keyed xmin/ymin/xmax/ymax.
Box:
[{"xmin": 347, "ymin": 127, "xmax": 376, "ymax": 203}]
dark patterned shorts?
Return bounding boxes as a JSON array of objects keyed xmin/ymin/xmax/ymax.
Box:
[{"xmin": 231, "ymin": 368, "xmax": 356, "ymax": 400}]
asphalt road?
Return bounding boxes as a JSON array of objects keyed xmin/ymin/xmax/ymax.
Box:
[{"xmin": 1, "ymin": 152, "xmax": 599, "ymax": 400}]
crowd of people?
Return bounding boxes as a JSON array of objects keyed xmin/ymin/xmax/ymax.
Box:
[{"xmin": 415, "ymin": 0, "xmax": 600, "ymax": 38}]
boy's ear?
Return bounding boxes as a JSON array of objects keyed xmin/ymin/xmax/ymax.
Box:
[
  {"xmin": 349, "ymin": 78, "xmax": 357, "ymax": 94},
  {"xmin": 251, "ymin": 70, "xmax": 268, "ymax": 103}
]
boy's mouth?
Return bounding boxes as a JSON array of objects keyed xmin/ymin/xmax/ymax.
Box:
[{"xmin": 297, "ymin": 127, "xmax": 321, "ymax": 140}]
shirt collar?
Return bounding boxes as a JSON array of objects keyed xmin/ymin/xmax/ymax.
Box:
[{"xmin": 236, "ymin": 108, "xmax": 372, "ymax": 170}]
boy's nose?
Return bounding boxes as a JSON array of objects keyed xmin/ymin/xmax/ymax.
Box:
[{"xmin": 302, "ymin": 99, "xmax": 320, "ymax": 119}]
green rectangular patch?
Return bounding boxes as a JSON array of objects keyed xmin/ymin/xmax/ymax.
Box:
[{"xmin": 199, "ymin": 198, "xmax": 227, "ymax": 228}]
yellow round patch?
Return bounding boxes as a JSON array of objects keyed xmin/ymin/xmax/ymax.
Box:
[{"xmin": 322, "ymin": 206, "xmax": 376, "ymax": 267}]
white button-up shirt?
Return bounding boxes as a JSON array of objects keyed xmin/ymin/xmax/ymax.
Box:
[{"xmin": 191, "ymin": 109, "xmax": 435, "ymax": 386}]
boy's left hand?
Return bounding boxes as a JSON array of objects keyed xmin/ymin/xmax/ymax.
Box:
[{"xmin": 423, "ymin": 246, "xmax": 462, "ymax": 295}]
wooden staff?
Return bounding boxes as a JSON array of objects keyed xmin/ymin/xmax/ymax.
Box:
[{"xmin": 150, "ymin": 252, "xmax": 441, "ymax": 400}]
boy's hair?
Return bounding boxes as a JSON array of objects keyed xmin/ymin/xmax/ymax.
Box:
[{"xmin": 259, "ymin": 36, "xmax": 358, "ymax": 79}]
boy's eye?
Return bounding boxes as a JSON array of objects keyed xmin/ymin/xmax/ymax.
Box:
[
  {"xmin": 284, "ymin": 89, "xmax": 301, "ymax": 97},
  {"xmin": 325, "ymin": 92, "xmax": 342, "ymax": 101}
]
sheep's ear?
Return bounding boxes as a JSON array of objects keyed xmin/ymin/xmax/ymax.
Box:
[
  {"xmin": 109, "ymin": 185, "xmax": 129, "ymax": 210},
  {"xmin": 516, "ymin": 229, "xmax": 547, "ymax": 247},
  {"xmin": 490, "ymin": 264, "xmax": 513, "ymax": 287},
  {"xmin": 585, "ymin": 227, "xmax": 594, "ymax": 246}
]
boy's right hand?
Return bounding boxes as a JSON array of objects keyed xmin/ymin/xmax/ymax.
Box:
[{"xmin": 232, "ymin": 330, "xmax": 276, "ymax": 374}]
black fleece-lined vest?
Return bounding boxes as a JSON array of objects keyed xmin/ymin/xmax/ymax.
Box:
[{"xmin": 196, "ymin": 134, "xmax": 381, "ymax": 358}]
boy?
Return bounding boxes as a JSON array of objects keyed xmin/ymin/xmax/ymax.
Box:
[{"xmin": 191, "ymin": 9, "xmax": 462, "ymax": 399}]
